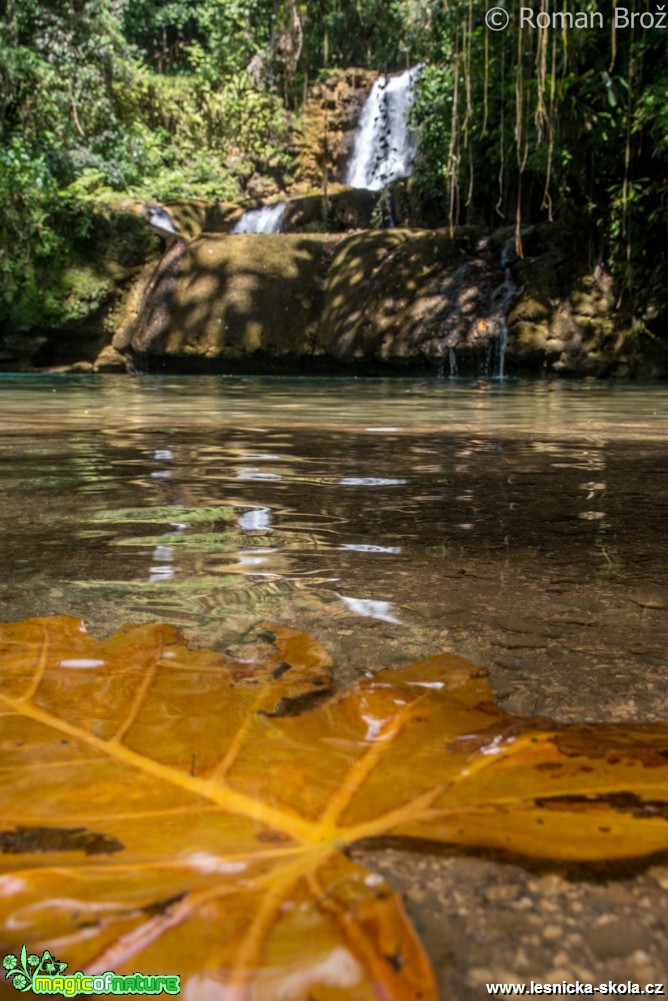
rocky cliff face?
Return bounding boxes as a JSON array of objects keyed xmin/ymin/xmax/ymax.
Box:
[
  {"xmin": 4, "ymin": 219, "xmax": 665, "ymax": 378},
  {"xmin": 109, "ymin": 223, "xmax": 667, "ymax": 378},
  {"xmin": 293, "ymin": 68, "xmax": 377, "ymax": 192}
]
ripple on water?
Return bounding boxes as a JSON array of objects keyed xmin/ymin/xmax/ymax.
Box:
[{"xmin": 0, "ymin": 376, "xmax": 665, "ymax": 717}]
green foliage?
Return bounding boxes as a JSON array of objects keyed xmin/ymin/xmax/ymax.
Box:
[
  {"xmin": 1, "ymin": 0, "xmax": 667, "ymax": 342},
  {"xmin": 121, "ymin": 0, "xmax": 433, "ymax": 82},
  {"xmin": 0, "ymin": 135, "xmax": 63, "ymax": 329},
  {"xmin": 411, "ymin": 1, "xmax": 668, "ymax": 321},
  {"xmin": 5, "ymin": 0, "xmax": 135, "ymax": 174},
  {"xmin": 114, "ymin": 69, "xmax": 291, "ymax": 200},
  {"xmin": 303, "ymin": 0, "xmax": 432, "ymax": 75},
  {"xmin": 0, "ymin": 0, "xmax": 296, "ymax": 336},
  {"xmin": 122, "ymin": 0, "xmax": 275, "ymax": 77},
  {"xmin": 122, "ymin": 0, "xmax": 201, "ymax": 72},
  {"xmin": 411, "ymin": 64, "xmax": 453, "ymax": 201},
  {"xmin": 185, "ymin": 0, "xmax": 275, "ymax": 81}
]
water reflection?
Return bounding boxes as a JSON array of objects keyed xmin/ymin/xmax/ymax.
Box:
[
  {"xmin": 238, "ymin": 507, "xmax": 272, "ymax": 531},
  {"xmin": 1, "ymin": 421, "xmax": 662, "ymax": 612},
  {"xmin": 0, "ymin": 375, "xmax": 666, "ymax": 723},
  {"xmin": 339, "ymin": 545, "xmax": 402, "ymax": 554},
  {"xmin": 2, "ymin": 374, "xmax": 667, "ymax": 437},
  {"xmin": 339, "ymin": 477, "xmax": 407, "ymax": 486},
  {"xmin": 338, "ymin": 596, "xmax": 403, "ymax": 625}
]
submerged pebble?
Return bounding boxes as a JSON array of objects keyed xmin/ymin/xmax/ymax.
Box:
[{"xmin": 630, "ymin": 585, "xmax": 668, "ymax": 609}]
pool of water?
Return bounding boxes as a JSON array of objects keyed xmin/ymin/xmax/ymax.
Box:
[
  {"xmin": 2, "ymin": 373, "xmax": 666, "ymax": 435},
  {"xmin": 1, "ymin": 373, "xmax": 666, "ymax": 721},
  {"xmin": 2, "ymin": 373, "xmax": 667, "ymax": 994}
]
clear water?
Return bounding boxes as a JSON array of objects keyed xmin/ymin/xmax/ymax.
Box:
[
  {"xmin": 1, "ymin": 374, "xmax": 666, "ymax": 724},
  {"xmin": 2, "ymin": 372, "xmax": 667, "ymax": 995}
]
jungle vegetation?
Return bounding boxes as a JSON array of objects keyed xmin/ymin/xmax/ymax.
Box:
[{"xmin": 1, "ymin": 1, "xmax": 666, "ymax": 335}]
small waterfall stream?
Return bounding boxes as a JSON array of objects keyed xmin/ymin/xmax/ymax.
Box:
[
  {"xmin": 145, "ymin": 203, "xmax": 181, "ymax": 236},
  {"xmin": 491, "ymin": 237, "xmax": 520, "ymax": 380},
  {"xmin": 232, "ymin": 201, "xmax": 286, "ymax": 234},
  {"xmin": 448, "ymin": 346, "xmax": 458, "ymax": 379},
  {"xmin": 430, "ymin": 235, "xmax": 521, "ymax": 381},
  {"xmin": 346, "ymin": 65, "xmax": 422, "ymax": 191}
]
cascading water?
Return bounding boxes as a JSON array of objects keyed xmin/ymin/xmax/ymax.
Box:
[
  {"xmin": 346, "ymin": 65, "xmax": 422, "ymax": 191},
  {"xmin": 427, "ymin": 234, "xmax": 521, "ymax": 380},
  {"xmin": 232, "ymin": 202, "xmax": 286, "ymax": 234},
  {"xmin": 448, "ymin": 346, "xmax": 458, "ymax": 379},
  {"xmin": 492, "ymin": 237, "xmax": 520, "ymax": 380},
  {"xmin": 145, "ymin": 203, "xmax": 180, "ymax": 236}
]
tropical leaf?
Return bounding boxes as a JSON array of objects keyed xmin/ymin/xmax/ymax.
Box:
[{"xmin": 0, "ymin": 616, "xmax": 667, "ymax": 1000}]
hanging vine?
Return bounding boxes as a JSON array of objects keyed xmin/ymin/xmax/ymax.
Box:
[
  {"xmin": 448, "ymin": 28, "xmax": 461, "ymax": 236},
  {"xmin": 540, "ymin": 23, "xmax": 557, "ymax": 220},
  {"xmin": 513, "ymin": 0, "xmax": 530, "ymax": 256},
  {"xmin": 463, "ymin": 0, "xmax": 475, "ymax": 208},
  {"xmin": 495, "ymin": 17, "xmax": 507, "ymax": 219}
]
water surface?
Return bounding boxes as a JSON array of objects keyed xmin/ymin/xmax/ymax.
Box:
[
  {"xmin": 1, "ymin": 374, "xmax": 666, "ymax": 722},
  {"xmin": 2, "ymin": 373, "xmax": 667, "ymax": 994}
]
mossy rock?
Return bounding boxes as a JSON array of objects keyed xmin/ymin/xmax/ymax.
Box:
[
  {"xmin": 318, "ymin": 227, "xmax": 486, "ymax": 364},
  {"xmin": 29, "ymin": 214, "xmax": 667, "ymax": 378},
  {"xmin": 203, "ymin": 202, "xmax": 246, "ymax": 233},
  {"xmin": 283, "ymin": 189, "xmax": 377, "ymax": 233},
  {"xmin": 162, "ymin": 199, "xmax": 211, "ymax": 238},
  {"xmin": 294, "ymin": 68, "xmax": 377, "ymax": 189},
  {"xmin": 120, "ymin": 233, "xmax": 345, "ymax": 370},
  {"xmin": 20, "ymin": 206, "xmax": 163, "ymax": 369}
]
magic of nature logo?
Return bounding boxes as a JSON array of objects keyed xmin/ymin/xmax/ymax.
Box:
[{"xmin": 2, "ymin": 946, "xmax": 180, "ymax": 995}]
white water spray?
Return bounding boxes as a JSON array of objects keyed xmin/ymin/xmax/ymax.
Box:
[
  {"xmin": 145, "ymin": 203, "xmax": 180, "ymax": 236},
  {"xmin": 232, "ymin": 202, "xmax": 286, "ymax": 234},
  {"xmin": 347, "ymin": 66, "xmax": 421, "ymax": 191}
]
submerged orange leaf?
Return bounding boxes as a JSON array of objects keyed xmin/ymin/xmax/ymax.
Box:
[{"xmin": 0, "ymin": 616, "xmax": 667, "ymax": 999}]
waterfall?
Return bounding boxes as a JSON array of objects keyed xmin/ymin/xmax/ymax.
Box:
[
  {"xmin": 448, "ymin": 346, "xmax": 458, "ymax": 379},
  {"xmin": 232, "ymin": 202, "xmax": 286, "ymax": 234},
  {"xmin": 346, "ymin": 65, "xmax": 422, "ymax": 191},
  {"xmin": 497, "ymin": 318, "xmax": 508, "ymax": 380},
  {"xmin": 493, "ymin": 237, "xmax": 519, "ymax": 380},
  {"xmin": 145, "ymin": 203, "xmax": 180, "ymax": 236}
]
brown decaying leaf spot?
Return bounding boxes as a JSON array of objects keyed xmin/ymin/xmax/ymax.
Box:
[{"xmin": 0, "ymin": 616, "xmax": 667, "ymax": 1000}]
